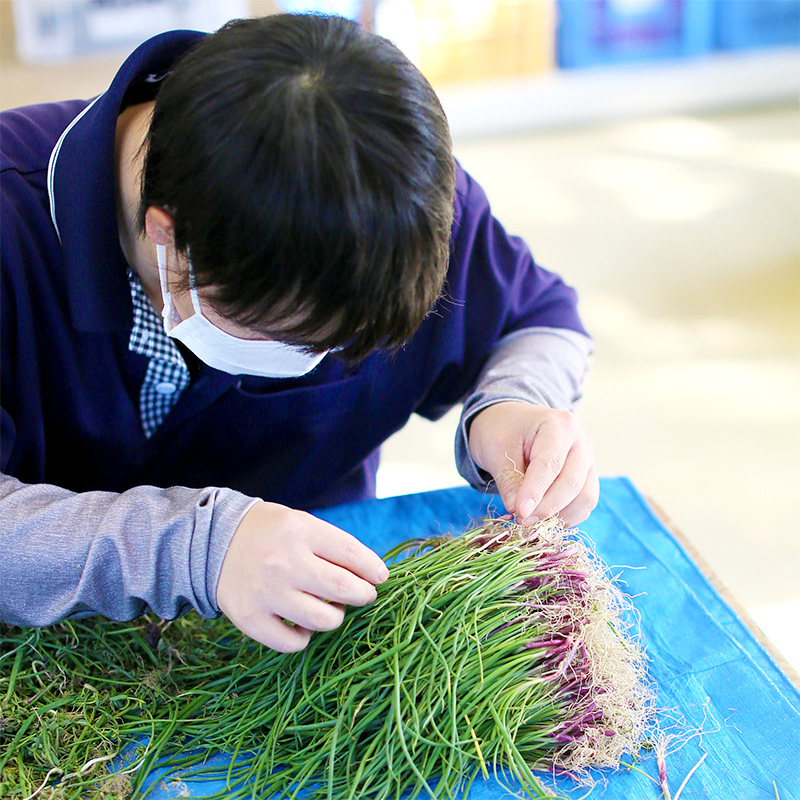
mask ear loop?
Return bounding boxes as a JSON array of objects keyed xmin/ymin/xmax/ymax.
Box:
[
  {"xmin": 159, "ymin": 243, "xmax": 204, "ymax": 319},
  {"xmin": 185, "ymin": 259, "xmax": 204, "ymax": 317},
  {"xmin": 156, "ymin": 244, "xmax": 172, "ymax": 324}
]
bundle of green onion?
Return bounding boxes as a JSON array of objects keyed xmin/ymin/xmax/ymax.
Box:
[{"xmin": 1, "ymin": 517, "xmax": 653, "ymax": 800}]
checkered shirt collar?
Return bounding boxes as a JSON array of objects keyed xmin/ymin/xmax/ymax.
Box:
[{"xmin": 127, "ymin": 269, "xmax": 186, "ymax": 366}]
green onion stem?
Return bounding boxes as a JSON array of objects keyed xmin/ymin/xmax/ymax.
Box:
[{"xmin": 2, "ymin": 517, "xmax": 654, "ymax": 800}]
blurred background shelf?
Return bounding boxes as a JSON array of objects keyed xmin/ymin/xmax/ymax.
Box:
[
  {"xmin": 440, "ymin": 47, "xmax": 800, "ymax": 137},
  {"xmin": 3, "ymin": 1, "xmax": 799, "ymax": 135}
]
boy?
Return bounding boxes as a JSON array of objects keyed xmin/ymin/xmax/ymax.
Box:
[{"xmin": 0, "ymin": 14, "xmax": 596, "ymax": 651}]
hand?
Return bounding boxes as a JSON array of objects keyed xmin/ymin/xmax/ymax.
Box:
[
  {"xmin": 468, "ymin": 401, "xmax": 598, "ymax": 528},
  {"xmin": 216, "ymin": 501, "xmax": 389, "ymax": 652}
]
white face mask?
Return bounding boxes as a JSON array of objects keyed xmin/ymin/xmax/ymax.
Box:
[{"xmin": 156, "ymin": 244, "xmax": 328, "ymax": 377}]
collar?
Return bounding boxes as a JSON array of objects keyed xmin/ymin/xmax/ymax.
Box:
[
  {"xmin": 47, "ymin": 29, "xmax": 205, "ymax": 332},
  {"xmin": 126, "ymin": 269, "xmax": 187, "ymax": 367}
]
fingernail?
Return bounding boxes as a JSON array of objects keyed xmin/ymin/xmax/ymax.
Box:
[
  {"xmin": 378, "ymin": 564, "xmax": 389, "ymax": 582},
  {"xmin": 518, "ymin": 498, "xmax": 535, "ymax": 519}
]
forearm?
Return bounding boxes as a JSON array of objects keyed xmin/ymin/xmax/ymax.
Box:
[
  {"xmin": 455, "ymin": 327, "xmax": 593, "ymax": 488},
  {"xmin": 0, "ymin": 472, "xmax": 257, "ymax": 626}
]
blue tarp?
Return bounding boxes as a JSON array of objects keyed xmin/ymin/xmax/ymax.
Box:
[{"xmin": 139, "ymin": 477, "xmax": 800, "ymax": 799}]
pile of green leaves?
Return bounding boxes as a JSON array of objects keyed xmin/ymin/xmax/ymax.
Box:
[{"xmin": 1, "ymin": 518, "xmax": 652, "ymax": 800}]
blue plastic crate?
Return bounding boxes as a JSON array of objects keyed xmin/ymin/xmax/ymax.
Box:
[
  {"xmin": 714, "ymin": 0, "xmax": 800, "ymax": 50},
  {"xmin": 557, "ymin": 0, "xmax": 715, "ymax": 69}
]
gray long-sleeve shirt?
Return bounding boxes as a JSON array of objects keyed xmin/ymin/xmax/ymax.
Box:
[
  {"xmin": 0, "ymin": 327, "xmax": 591, "ymax": 628},
  {"xmin": 0, "ymin": 476, "xmax": 257, "ymax": 626}
]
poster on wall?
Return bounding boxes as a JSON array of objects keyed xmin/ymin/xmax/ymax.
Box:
[{"xmin": 12, "ymin": 0, "xmax": 250, "ymax": 63}]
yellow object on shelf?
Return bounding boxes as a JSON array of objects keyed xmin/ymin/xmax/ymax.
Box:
[{"xmin": 374, "ymin": 0, "xmax": 556, "ymax": 87}]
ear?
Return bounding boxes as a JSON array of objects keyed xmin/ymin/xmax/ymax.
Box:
[{"xmin": 144, "ymin": 206, "xmax": 175, "ymax": 247}]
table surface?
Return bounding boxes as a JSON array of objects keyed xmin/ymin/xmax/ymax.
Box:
[{"xmin": 134, "ymin": 477, "xmax": 800, "ymax": 800}]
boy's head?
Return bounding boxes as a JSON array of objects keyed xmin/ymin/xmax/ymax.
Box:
[{"xmin": 140, "ymin": 13, "xmax": 455, "ymax": 362}]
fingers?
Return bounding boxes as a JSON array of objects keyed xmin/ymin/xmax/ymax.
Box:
[
  {"xmin": 515, "ymin": 410, "xmax": 574, "ymax": 517},
  {"xmin": 310, "ymin": 523, "xmax": 389, "ymax": 586},
  {"xmin": 516, "ymin": 412, "xmax": 597, "ymax": 527},
  {"xmin": 521, "ymin": 459, "xmax": 599, "ymax": 528},
  {"xmin": 228, "ymin": 589, "xmax": 350, "ymax": 653},
  {"xmin": 556, "ymin": 463, "xmax": 599, "ymax": 528},
  {"xmin": 468, "ymin": 401, "xmax": 598, "ymax": 529},
  {"xmin": 305, "ymin": 557, "xmax": 379, "ymax": 608},
  {"xmin": 230, "ymin": 613, "xmax": 313, "ymax": 654},
  {"xmin": 490, "ymin": 448, "xmax": 528, "ymax": 516},
  {"xmin": 217, "ymin": 503, "xmax": 390, "ymax": 654},
  {"xmin": 272, "ymin": 591, "xmax": 346, "ymax": 634}
]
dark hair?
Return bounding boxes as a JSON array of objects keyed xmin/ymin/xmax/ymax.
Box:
[{"xmin": 140, "ymin": 13, "xmax": 455, "ymax": 361}]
